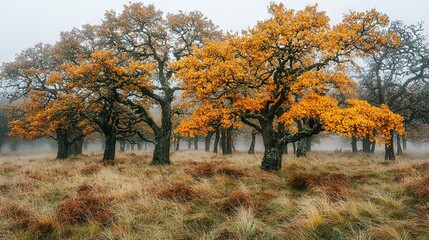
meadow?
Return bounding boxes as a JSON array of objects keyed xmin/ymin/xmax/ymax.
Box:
[{"xmin": 1, "ymin": 150, "xmax": 429, "ymax": 239}]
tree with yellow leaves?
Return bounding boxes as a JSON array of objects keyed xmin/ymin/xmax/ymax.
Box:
[{"xmin": 175, "ymin": 3, "xmax": 401, "ymax": 170}]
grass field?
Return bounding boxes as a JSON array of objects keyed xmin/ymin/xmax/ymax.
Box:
[{"xmin": 1, "ymin": 150, "xmax": 429, "ymax": 239}]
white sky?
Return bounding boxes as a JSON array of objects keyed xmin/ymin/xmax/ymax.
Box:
[{"xmin": 1, "ymin": 0, "xmax": 428, "ymax": 64}]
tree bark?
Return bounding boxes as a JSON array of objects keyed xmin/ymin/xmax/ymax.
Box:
[
  {"xmin": 260, "ymin": 124, "xmax": 283, "ymax": 171},
  {"xmin": 396, "ymin": 133, "xmax": 403, "ymax": 155},
  {"xmin": 204, "ymin": 131, "xmax": 215, "ymax": 152},
  {"xmin": 296, "ymin": 137, "xmax": 309, "ymax": 157},
  {"xmin": 213, "ymin": 129, "xmax": 220, "ymax": 153},
  {"xmin": 151, "ymin": 102, "xmax": 172, "ymax": 165},
  {"xmin": 103, "ymin": 133, "xmax": 116, "ymax": 161},
  {"xmin": 370, "ymin": 141, "xmax": 376, "ymax": 153},
  {"xmin": 351, "ymin": 137, "xmax": 358, "ymax": 153},
  {"xmin": 362, "ymin": 136, "xmax": 372, "ymax": 153},
  {"xmin": 226, "ymin": 127, "xmax": 233, "ymax": 154},
  {"xmin": 194, "ymin": 136, "xmax": 199, "ymax": 150},
  {"xmin": 188, "ymin": 137, "xmax": 192, "ymax": 149},
  {"xmin": 385, "ymin": 131, "xmax": 395, "ymax": 161},
  {"xmin": 248, "ymin": 131, "xmax": 257, "ymax": 154},
  {"xmin": 175, "ymin": 136, "xmax": 180, "ymax": 151},
  {"xmin": 56, "ymin": 130, "xmax": 70, "ymax": 160},
  {"xmin": 119, "ymin": 141, "xmax": 125, "ymax": 152},
  {"xmin": 402, "ymin": 137, "xmax": 407, "ymax": 151},
  {"xmin": 73, "ymin": 138, "xmax": 83, "ymax": 155},
  {"xmin": 221, "ymin": 128, "xmax": 227, "ymax": 155},
  {"xmin": 283, "ymin": 144, "xmax": 288, "ymax": 154}
]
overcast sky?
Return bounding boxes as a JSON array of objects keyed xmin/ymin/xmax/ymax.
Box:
[{"xmin": 1, "ymin": 0, "xmax": 428, "ymax": 64}]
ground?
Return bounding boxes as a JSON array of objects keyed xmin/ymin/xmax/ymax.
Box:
[{"xmin": 1, "ymin": 150, "xmax": 429, "ymax": 239}]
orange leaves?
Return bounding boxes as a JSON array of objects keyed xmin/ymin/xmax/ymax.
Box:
[{"xmin": 280, "ymin": 96, "xmax": 405, "ymax": 145}]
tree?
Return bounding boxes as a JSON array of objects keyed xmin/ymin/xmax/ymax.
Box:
[
  {"xmin": 65, "ymin": 49, "xmax": 154, "ymax": 161},
  {"xmin": 281, "ymin": 95, "xmax": 405, "ymax": 160},
  {"xmin": 358, "ymin": 21, "xmax": 429, "ymax": 159},
  {"xmin": 175, "ymin": 3, "xmax": 399, "ymax": 170},
  {"xmin": 0, "ymin": 43, "xmax": 92, "ymax": 159},
  {"xmin": 0, "ymin": 109, "xmax": 9, "ymax": 152},
  {"xmin": 85, "ymin": 3, "xmax": 222, "ymax": 164}
]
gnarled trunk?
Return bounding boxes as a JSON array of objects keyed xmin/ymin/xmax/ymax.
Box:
[{"xmin": 260, "ymin": 124, "xmax": 283, "ymax": 171}]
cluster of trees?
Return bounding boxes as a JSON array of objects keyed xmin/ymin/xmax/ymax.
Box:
[{"xmin": 0, "ymin": 3, "xmax": 427, "ymax": 171}]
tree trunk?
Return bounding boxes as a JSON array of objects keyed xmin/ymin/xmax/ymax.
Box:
[
  {"xmin": 402, "ymin": 137, "xmax": 407, "ymax": 151},
  {"xmin": 188, "ymin": 137, "xmax": 192, "ymax": 149},
  {"xmin": 137, "ymin": 142, "xmax": 142, "ymax": 151},
  {"xmin": 194, "ymin": 136, "xmax": 198, "ymax": 150},
  {"xmin": 396, "ymin": 133, "xmax": 403, "ymax": 155},
  {"xmin": 385, "ymin": 131, "xmax": 395, "ymax": 161},
  {"xmin": 205, "ymin": 131, "xmax": 215, "ymax": 152},
  {"xmin": 213, "ymin": 129, "xmax": 220, "ymax": 153},
  {"xmin": 73, "ymin": 138, "xmax": 84, "ymax": 155},
  {"xmin": 151, "ymin": 103, "xmax": 172, "ymax": 165},
  {"xmin": 56, "ymin": 130, "xmax": 70, "ymax": 160},
  {"xmin": 175, "ymin": 136, "xmax": 180, "ymax": 151},
  {"xmin": 362, "ymin": 136, "xmax": 371, "ymax": 153},
  {"xmin": 103, "ymin": 133, "xmax": 116, "ymax": 161},
  {"xmin": 351, "ymin": 137, "xmax": 358, "ymax": 153},
  {"xmin": 370, "ymin": 142, "xmax": 376, "ymax": 153},
  {"xmin": 292, "ymin": 142, "xmax": 296, "ymax": 155},
  {"xmin": 306, "ymin": 137, "xmax": 312, "ymax": 152},
  {"xmin": 220, "ymin": 128, "xmax": 227, "ymax": 155},
  {"xmin": 226, "ymin": 127, "xmax": 233, "ymax": 154},
  {"xmin": 284, "ymin": 144, "xmax": 288, "ymax": 154},
  {"xmin": 296, "ymin": 137, "xmax": 309, "ymax": 157},
  {"xmin": 119, "ymin": 141, "xmax": 125, "ymax": 152},
  {"xmin": 248, "ymin": 131, "xmax": 257, "ymax": 154},
  {"xmin": 260, "ymin": 124, "xmax": 283, "ymax": 171}
]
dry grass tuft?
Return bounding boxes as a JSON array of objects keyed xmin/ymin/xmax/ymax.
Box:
[
  {"xmin": 30, "ymin": 215, "xmax": 58, "ymax": 239},
  {"xmin": 156, "ymin": 182, "xmax": 196, "ymax": 202},
  {"xmin": 288, "ymin": 173, "xmax": 321, "ymax": 191},
  {"xmin": 80, "ymin": 163, "xmax": 101, "ymax": 175},
  {"xmin": 185, "ymin": 162, "xmax": 217, "ymax": 178},
  {"xmin": 216, "ymin": 166, "xmax": 245, "ymax": 178},
  {"xmin": 1, "ymin": 203, "xmax": 34, "ymax": 230},
  {"xmin": 405, "ymin": 177, "xmax": 429, "ymax": 202},
  {"xmin": 221, "ymin": 189, "xmax": 253, "ymax": 213},
  {"xmin": 55, "ymin": 185, "xmax": 113, "ymax": 225}
]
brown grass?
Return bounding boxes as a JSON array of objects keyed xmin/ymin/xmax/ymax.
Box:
[
  {"xmin": 156, "ymin": 181, "xmax": 196, "ymax": 202},
  {"xmin": 55, "ymin": 183, "xmax": 113, "ymax": 225},
  {"xmin": 0, "ymin": 150, "xmax": 429, "ymax": 239}
]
